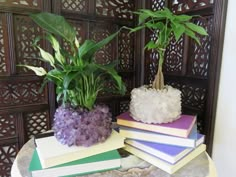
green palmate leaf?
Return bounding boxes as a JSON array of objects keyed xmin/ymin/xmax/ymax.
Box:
[
  {"xmin": 171, "ymin": 23, "xmax": 185, "ymax": 41},
  {"xmin": 146, "ymin": 21, "xmax": 164, "ymax": 30},
  {"xmin": 37, "ymin": 46, "xmax": 55, "ymax": 67},
  {"xmin": 138, "ymin": 9, "xmax": 166, "ymax": 19},
  {"xmin": 175, "ymin": 14, "xmax": 192, "ymax": 22},
  {"xmin": 30, "ymin": 12, "xmax": 76, "ymax": 43},
  {"xmin": 137, "ymin": 13, "xmax": 149, "ymax": 25},
  {"xmin": 185, "ymin": 28, "xmax": 200, "ymax": 45},
  {"xmin": 19, "ymin": 65, "xmax": 47, "ymax": 76},
  {"xmin": 185, "ymin": 22, "xmax": 208, "ymax": 36},
  {"xmin": 144, "ymin": 40, "xmax": 159, "ymax": 50}
]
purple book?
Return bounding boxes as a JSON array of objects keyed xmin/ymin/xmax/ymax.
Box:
[
  {"xmin": 117, "ymin": 112, "xmax": 196, "ymax": 138},
  {"xmin": 125, "ymin": 133, "xmax": 205, "ymax": 164}
]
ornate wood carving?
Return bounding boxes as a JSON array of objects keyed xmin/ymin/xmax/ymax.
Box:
[
  {"xmin": 24, "ymin": 110, "xmax": 49, "ymax": 139},
  {"xmin": 14, "ymin": 15, "xmax": 43, "ymax": 74},
  {"xmin": 0, "ymin": 14, "xmax": 9, "ymax": 76},
  {"xmin": 0, "ymin": 143, "xmax": 18, "ymax": 177},
  {"xmin": 61, "ymin": 0, "xmax": 88, "ymax": 14},
  {"xmin": 188, "ymin": 16, "xmax": 213, "ymax": 78},
  {"xmin": 96, "ymin": 0, "xmax": 134, "ymax": 19},
  {"xmin": 0, "ymin": 0, "xmax": 41, "ymax": 9},
  {"xmin": 164, "ymin": 36, "xmax": 184, "ymax": 74},
  {"xmin": 171, "ymin": 0, "xmax": 214, "ymax": 13},
  {"xmin": 118, "ymin": 29, "xmax": 134, "ymax": 71},
  {"xmin": 0, "ymin": 80, "xmax": 47, "ymax": 107}
]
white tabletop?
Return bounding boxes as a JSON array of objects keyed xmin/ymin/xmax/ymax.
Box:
[{"xmin": 11, "ymin": 138, "xmax": 217, "ymax": 177}]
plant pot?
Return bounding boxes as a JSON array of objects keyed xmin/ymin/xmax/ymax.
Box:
[
  {"xmin": 129, "ymin": 85, "xmax": 182, "ymax": 124},
  {"xmin": 53, "ymin": 104, "xmax": 112, "ymax": 147}
]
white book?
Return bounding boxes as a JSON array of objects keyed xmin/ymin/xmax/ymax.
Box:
[
  {"xmin": 35, "ymin": 130, "xmax": 125, "ymax": 169},
  {"xmin": 119, "ymin": 124, "xmax": 199, "ymax": 148},
  {"xmin": 123, "ymin": 144, "xmax": 206, "ymax": 174}
]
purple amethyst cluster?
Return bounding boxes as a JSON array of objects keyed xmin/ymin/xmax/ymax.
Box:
[{"xmin": 53, "ymin": 104, "xmax": 112, "ymax": 147}]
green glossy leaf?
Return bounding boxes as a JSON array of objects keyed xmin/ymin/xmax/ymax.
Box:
[
  {"xmin": 146, "ymin": 21, "xmax": 164, "ymax": 30},
  {"xmin": 30, "ymin": 12, "xmax": 76, "ymax": 43},
  {"xmin": 171, "ymin": 23, "xmax": 185, "ymax": 41},
  {"xmin": 78, "ymin": 40, "xmax": 96, "ymax": 62},
  {"xmin": 37, "ymin": 46, "xmax": 55, "ymax": 67},
  {"xmin": 95, "ymin": 63, "xmax": 126, "ymax": 95},
  {"xmin": 175, "ymin": 15, "xmax": 192, "ymax": 22},
  {"xmin": 19, "ymin": 65, "xmax": 47, "ymax": 76},
  {"xmin": 185, "ymin": 28, "xmax": 200, "ymax": 45},
  {"xmin": 79, "ymin": 30, "xmax": 120, "ymax": 62},
  {"xmin": 185, "ymin": 22, "xmax": 208, "ymax": 36}
]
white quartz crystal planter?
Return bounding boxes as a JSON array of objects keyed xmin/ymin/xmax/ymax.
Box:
[{"xmin": 129, "ymin": 85, "xmax": 182, "ymax": 124}]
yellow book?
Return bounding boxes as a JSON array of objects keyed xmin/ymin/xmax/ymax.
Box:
[{"xmin": 123, "ymin": 143, "xmax": 206, "ymax": 174}]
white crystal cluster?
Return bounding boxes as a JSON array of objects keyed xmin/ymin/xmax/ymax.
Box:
[{"xmin": 129, "ymin": 85, "xmax": 182, "ymax": 124}]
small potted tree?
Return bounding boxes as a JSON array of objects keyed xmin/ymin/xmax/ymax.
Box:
[
  {"xmin": 128, "ymin": 8, "xmax": 208, "ymax": 124},
  {"xmin": 20, "ymin": 12, "xmax": 126, "ymax": 147}
]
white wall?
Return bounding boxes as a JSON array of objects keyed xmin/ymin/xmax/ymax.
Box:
[{"xmin": 212, "ymin": 0, "xmax": 236, "ymax": 177}]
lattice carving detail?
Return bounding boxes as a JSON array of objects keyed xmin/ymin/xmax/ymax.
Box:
[
  {"xmin": 181, "ymin": 84, "xmax": 207, "ymax": 110},
  {"xmin": 14, "ymin": 15, "xmax": 43, "ymax": 74},
  {"xmin": 118, "ymin": 29, "xmax": 134, "ymax": 71},
  {"xmin": 188, "ymin": 16, "xmax": 213, "ymax": 78},
  {"xmin": 171, "ymin": 0, "xmax": 214, "ymax": 13},
  {"xmin": 25, "ymin": 110, "xmax": 49, "ymax": 139},
  {"xmin": 0, "ymin": 114, "xmax": 16, "ymax": 138},
  {"xmin": 61, "ymin": 0, "xmax": 87, "ymax": 14},
  {"xmin": 0, "ymin": 14, "xmax": 7, "ymax": 75},
  {"xmin": 0, "ymin": 144, "xmax": 18, "ymax": 177},
  {"xmin": 89, "ymin": 23, "xmax": 115, "ymax": 64},
  {"xmin": 166, "ymin": 80, "xmax": 206, "ymax": 110},
  {"xmin": 0, "ymin": 0, "xmax": 40, "ymax": 8},
  {"xmin": 0, "ymin": 80, "xmax": 47, "ymax": 107},
  {"xmin": 151, "ymin": 0, "xmax": 166, "ymax": 11},
  {"xmin": 96, "ymin": 0, "xmax": 134, "ymax": 19},
  {"xmin": 119, "ymin": 100, "xmax": 130, "ymax": 113},
  {"xmin": 164, "ymin": 36, "xmax": 184, "ymax": 74}
]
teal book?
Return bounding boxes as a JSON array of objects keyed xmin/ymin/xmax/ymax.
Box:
[{"xmin": 29, "ymin": 149, "xmax": 121, "ymax": 177}]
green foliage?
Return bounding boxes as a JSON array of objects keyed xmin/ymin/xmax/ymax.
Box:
[
  {"xmin": 128, "ymin": 8, "xmax": 208, "ymax": 90},
  {"xmin": 130, "ymin": 8, "xmax": 208, "ymax": 67},
  {"xmin": 21, "ymin": 12, "xmax": 126, "ymax": 110}
]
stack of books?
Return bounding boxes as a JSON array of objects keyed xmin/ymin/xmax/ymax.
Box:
[
  {"xmin": 116, "ymin": 112, "xmax": 206, "ymax": 174},
  {"xmin": 29, "ymin": 130, "xmax": 125, "ymax": 177}
]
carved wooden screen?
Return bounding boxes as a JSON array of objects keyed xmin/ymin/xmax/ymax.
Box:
[
  {"xmin": 143, "ymin": 0, "xmax": 227, "ymax": 154},
  {"xmin": 54, "ymin": 0, "xmax": 136, "ymax": 119},
  {"xmin": 0, "ymin": 1, "xmax": 54, "ymax": 176}
]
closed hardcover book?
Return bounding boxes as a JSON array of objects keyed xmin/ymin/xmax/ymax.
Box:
[
  {"xmin": 117, "ymin": 112, "xmax": 196, "ymax": 138},
  {"xmin": 29, "ymin": 149, "xmax": 121, "ymax": 177},
  {"xmin": 119, "ymin": 124, "xmax": 200, "ymax": 148},
  {"xmin": 125, "ymin": 133, "xmax": 205, "ymax": 164},
  {"xmin": 123, "ymin": 143, "xmax": 206, "ymax": 174},
  {"xmin": 35, "ymin": 130, "xmax": 124, "ymax": 168}
]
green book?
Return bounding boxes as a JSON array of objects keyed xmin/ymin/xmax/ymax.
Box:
[{"xmin": 29, "ymin": 149, "xmax": 121, "ymax": 177}]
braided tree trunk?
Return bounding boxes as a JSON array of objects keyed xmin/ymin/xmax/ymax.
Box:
[{"xmin": 152, "ymin": 50, "xmax": 165, "ymax": 90}]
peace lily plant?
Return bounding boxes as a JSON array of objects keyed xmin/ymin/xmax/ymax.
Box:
[
  {"xmin": 21, "ymin": 12, "xmax": 126, "ymax": 146},
  {"xmin": 128, "ymin": 8, "xmax": 208, "ymax": 124}
]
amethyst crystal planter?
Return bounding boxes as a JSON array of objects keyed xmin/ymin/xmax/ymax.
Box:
[{"xmin": 53, "ymin": 104, "xmax": 112, "ymax": 147}]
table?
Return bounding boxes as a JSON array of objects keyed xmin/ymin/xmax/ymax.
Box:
[{"xmin": 11, "ymin": 138, "xmax": 217, "ymax": 177}]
